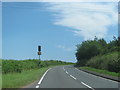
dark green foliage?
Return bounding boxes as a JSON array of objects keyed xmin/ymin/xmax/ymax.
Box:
[
  {"xmin": 75, "ymin": 60, "xmax": 88, "ymax": 66},
  {"xmin": 86, "ymin": 52, "xmax": 120, "ymax": 73},
  {"xmin": 107, "ymin": 36, "xmax": 119, "ymax": 53},
  {"xmin": 75, "ymin": 36, "xmax": 120, "ymax": 73},
  {"xmin": 2, "ymin": 59, "xmax": 41, "ymax": 74},
  {"xmin": 2, "ymin": 59, "xmax": 72, "ymax": 74},
  {"xmin": 75, "ymin": 38, "xmax": 106, "ymax": 62}
]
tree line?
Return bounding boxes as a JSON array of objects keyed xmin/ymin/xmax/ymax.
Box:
[{"xmin": 75, "ymin": 36, "xmax": 120, "ymax": 73}]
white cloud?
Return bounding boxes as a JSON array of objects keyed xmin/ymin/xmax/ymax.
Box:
[
  {"xmin": 46, "ymin": 2, "xmax": 118, "ymax": 40},
  {"xmin": 2, "ymin": 0, "xmax": 119, "ymax": 2},
  {"xmin": 57, "ymin": 45, "xmax": 73, "ymax": 51}
]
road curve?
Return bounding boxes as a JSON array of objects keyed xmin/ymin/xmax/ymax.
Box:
[{"xmin": 26, "ymin": 65, "xmax": 119, "ymax": 89}]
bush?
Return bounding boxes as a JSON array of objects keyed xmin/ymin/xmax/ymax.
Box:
[
  {"xmin": 75, "ymin": 38, "xmax": 108, "ymax": 66},
  {"xmin": 75, "ymin": 36, "xmax": 120, "ymax": 73},
  {"xmin": 86, "ymin": 52, "xmax": 120, "ymax": 72},
  {"xmin": 2, "ymin": 59, "xmax": 72, "ymax": 74},
  {"xmin": 2, "ymin": 59, "xmax": 41, "ymax": 74}
]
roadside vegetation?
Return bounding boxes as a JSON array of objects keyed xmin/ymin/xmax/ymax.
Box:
[
  {"xmin": 3, "ymin": 67, "xmax": 49, "ymax": 88},
  {"xmin": 75, "ymin": 36, "xmax": 120, "ymax": 75},
  {"xmin": 2, "ymin": 59, "xmax": 72, "ymax": 74},
  {"xmin": 80, "ymin": 67, "xmax": 119, "ymax": 77},
  {"xmin": 2, "ymin": 59, "xmax": 73, "ymax": 88},
  {"xmin": 0, "ymin": 70, "xmax": 1, "ymax": 90}
]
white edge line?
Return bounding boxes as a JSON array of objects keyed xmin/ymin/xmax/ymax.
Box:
[
  {"xmin": 81, "ymin": 82, "xmax": 95, "ymax": 90},
  {"xmin": 35, "ymin": 85, "xmax": 39, "ymax": 88},
  {"xmin": 38, "ymin": 68, "xmax": 51, "ymax": 85},
  {"xmin": 70, "ymin": 75, "xmax": 77, "ymax": 80},
  {"xmin": 76, "ymin": 68, "xmax": 118, "ymax": 83}
]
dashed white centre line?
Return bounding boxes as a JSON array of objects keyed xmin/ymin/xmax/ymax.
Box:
[
  {"xmin": 75, "ymin": 68, "xmax": 79, "ymax": 71},
  {"xmin": 38, "ymin": 68, "xmax": 51, "ymax": 85},
  {"xmin": 66, "ymin": 71, "xmax": 68, "ymax": 74},
  {"xmin": 35, "ymin": 85, "xmax": 39, "ymax": 88},
  {"xmin": 81, "ymin": 82, "xmax": 95, "ymax": 90},
  {"xmin": 63, "ymin": 67, "xmax": 65, "ymax": 71},
  {"xmin": 70, "ymin": 75, "xmax": 77, "ymax": 80}
]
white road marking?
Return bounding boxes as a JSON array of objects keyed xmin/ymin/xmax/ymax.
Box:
[
  {"xmin": 66, "ymin": 71, "xmax": 68, "ymax": 74},
  {"xmin": 75, "ymin": 68, "xmax": 118, "ymax": 83},
  {"xmin": 63, "ymin": 66, "xmax": 65, "ymax": 71},
  {"xmin": 70, "ymin": 75, "xmax": 77, "ymax": 80},
  {"xmin": 35, "ymin": 85, "xmax": 39, "ymax": 88},
  {"xmin": 38, "ymin": 68, "xmax": 51, "ymax": 85},
  {"xmin": 75, "ymin": 68, "xmax": 79, "ymax": 70},
  {"xmin": 81, "ymin": 82, "xmax": 95, "ymax": 90}
]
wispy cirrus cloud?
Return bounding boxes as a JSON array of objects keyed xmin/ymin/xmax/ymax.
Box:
[
  {"xmin": 46, "ymin": 2, "xmax": 118, "ymax": 40},
  {"xmin": 57, "ymin": 45, "xmax": 73, "ymax": 51},
  {"xmin": 2, "ymin": 0, "xmax": 119, "ymax": 2}
]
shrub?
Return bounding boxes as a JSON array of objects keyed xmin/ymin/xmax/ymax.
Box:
[
  {"xmin": 86, "ymin": 52, "xmax": 120, "ymax": 73},
  {"xmin": 2, "ymin": 59, "xmax": 72, "ymax": 74}
]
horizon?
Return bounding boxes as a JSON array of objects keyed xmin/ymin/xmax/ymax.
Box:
[{"xmin": 2, "ymin": 2, "xmax": 118, "ymax": 62}]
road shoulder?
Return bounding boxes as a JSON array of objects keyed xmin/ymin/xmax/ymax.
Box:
[{"xmin": 76, "ymin": 67, "xmax": 120, "ymax": 82}]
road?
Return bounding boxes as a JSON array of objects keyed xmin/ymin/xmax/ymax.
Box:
[{"xmin": 26, "ymin": 65, "xmax": 119, "ymax": 89}]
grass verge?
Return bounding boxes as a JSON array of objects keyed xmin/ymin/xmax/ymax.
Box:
[
  {"xmin": 2, "ymin": 67, "xmax": 50, "ymax": 88},
  {"xmin": 80, "ymin": 66, "xmax": 119, "ymax": 77}
]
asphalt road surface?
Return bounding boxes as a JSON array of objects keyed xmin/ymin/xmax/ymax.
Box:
[{"xmin": 26, "ymin": 65, "xmax": 119, "ymax": 89}]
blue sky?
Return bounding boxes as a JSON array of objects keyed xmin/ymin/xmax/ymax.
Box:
[
  {"xmin": 0, "ymin": 1, "xmax": 1, "ymax": 59},
  {"xmin": 2, "ymin": 2, "xmax": 118, "ymax": 62}
]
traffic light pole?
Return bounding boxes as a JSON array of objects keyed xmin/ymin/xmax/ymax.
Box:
[{"xmin": 39, "ymin": 55, "xmax": 40, "ymax": 60}]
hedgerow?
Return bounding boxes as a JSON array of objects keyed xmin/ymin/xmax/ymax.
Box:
[{"xmin": 2, "ymin": 59, "xmax": 71, "ymax": 74}]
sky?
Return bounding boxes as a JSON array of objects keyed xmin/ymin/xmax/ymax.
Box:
[
  {"xmin": 0, "ymin": 1, "xmax": 2, "ymax": 59},
  {"xmin": 2, "ymin": 2, "xmax": 118, "ymax": 62}
]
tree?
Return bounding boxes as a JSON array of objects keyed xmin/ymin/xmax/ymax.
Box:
[{"xmin": 75, "ymin": 40, "xmax": 101, "ymax": 66}]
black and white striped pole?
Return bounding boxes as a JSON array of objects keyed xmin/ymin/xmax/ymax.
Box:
[{"xmin": 38, "ymin": 45, "xmax": 41, "ymax": 60}]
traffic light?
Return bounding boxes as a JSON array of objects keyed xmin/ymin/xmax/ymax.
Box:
[
  {"xmin": 38, "ymin": 45, "xmax": 41, "ymax": 60},
  {"xmin": 38, "ymin": 46, "xmax": 41, "ymax": 51}
]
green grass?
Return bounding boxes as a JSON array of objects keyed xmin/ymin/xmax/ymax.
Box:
[
  {"xmin": 80, "ymin": 66, "xmax": 119, "ymax": 77},
  {"xmin": 2, "ymin": 65, "xmax": 70, "ymax": 88},
  {"xmin": 0, "ymin": 73, "xmax": 2, "ymax": 89},
  {"xmin": 2, "ymin": 67, "xmax": 50, "ymax": 88},
  {"xmin": 0, "ymin": 59, "xmax": 2, "ymax": 89}
]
